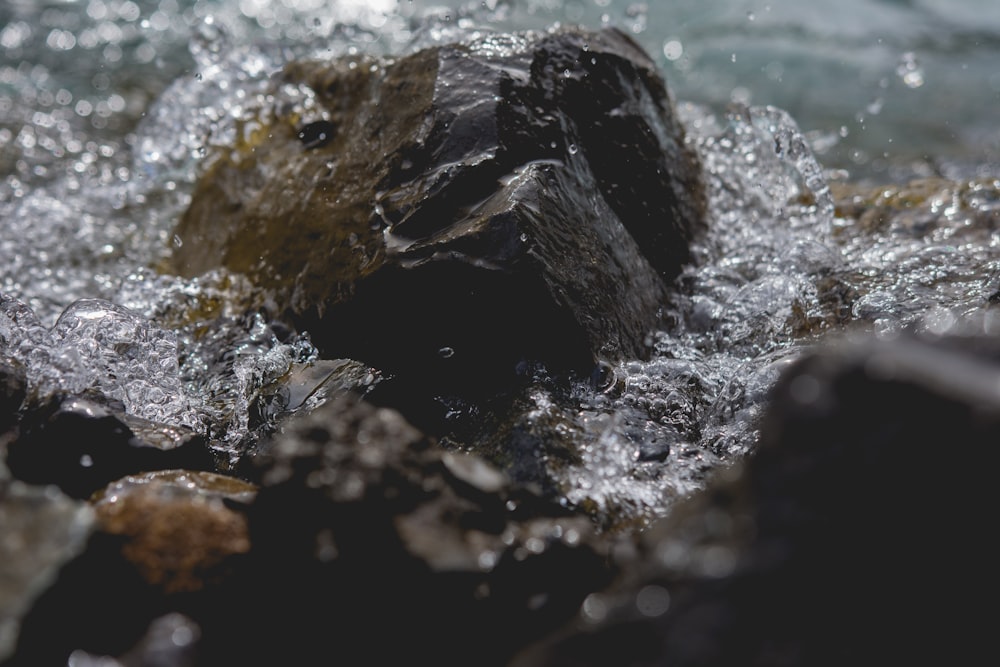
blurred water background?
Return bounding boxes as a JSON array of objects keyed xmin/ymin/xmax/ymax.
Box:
[{"xmin": 4, "ymin": 0, "xmax": 997, "ymax": 188}]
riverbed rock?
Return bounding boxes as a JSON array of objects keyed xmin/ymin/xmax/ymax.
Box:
[
  {"xmin": 5, "ymin": 393, "xmax": 215, "ymax": 500},
  {"xmin": 90, "ymin": 470, "xmax": 255, "ymax": 594},
  {"xmin": 65, "ymin": 613, "xmax": 202, "ymax": 667},
  {"xmin": 225, "ymin": 393, "xmax": 614, "ymax": 665},
  {"xmin": 170, "ymin": 26, "xmax": 705, "ymax": 429},
  {"xmin": 5, "ymin": 470, "xmax": 253, "ymax": 666},
  {"xmin": 513, "ymin": 333, "xmax": 1000, "ymax": 666}
]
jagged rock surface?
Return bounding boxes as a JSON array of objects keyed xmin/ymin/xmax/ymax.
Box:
[{"xmin": 170, "ymin": 26, "xmax": 705, "ymax": 429}]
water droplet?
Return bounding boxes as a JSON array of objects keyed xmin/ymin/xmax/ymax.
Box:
[
  {"xmin": 662, "ymin": 40, "xmax": 683, "ymax": 61},
  {"xmin": 79, "ymin": 454, "xmax": 94, "ymax": 468},
  {"xmin": 172, "ymin": 234, "xmax": 183, "ymax": 248},
  {"xmin": 438, "ymin": 347, "xmax": 455, "ymax": 359},
  {"xmin": 568, "ymin": 143, "xmax": 578, "ymax": 155}
]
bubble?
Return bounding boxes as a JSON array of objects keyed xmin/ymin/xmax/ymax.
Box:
[
  {"xmin": 896, "ymin": 52, "xmax": 924, "ymax": 89},
  {"xmin": 581, "ymin": 593, "xmax": 608, "ymax": 623},
  {"xmin": 635, "ymin": 585, "xmax": 671, "ymax": 617},
  {"xmin": 662, "ymin": 40, "xmax": 683, "ymax": 61}
]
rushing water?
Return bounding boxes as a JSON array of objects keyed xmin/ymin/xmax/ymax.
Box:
[{"xmin": 2, "ymin": 0, "xmax": 999, "ymax": 525}]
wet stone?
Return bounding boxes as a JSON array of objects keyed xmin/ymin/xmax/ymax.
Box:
[
  {"xmin": 170, "ymin": 25, "xmax": 705, "ymax": 431},
  {"xmin": 4, "ymin": 393, "xmax": 215, "ymax": 500},
  {"xmin": 247, "ymin": 358, "xmax": 382, "ymax": 437},
  {"xmin": 515, "ymin": 333, "xmax": 1000, "ymax": 667},
  {"xmin": 91, "ymin": 470, "xmax": 255, "ymax": 594},
  {"xmin": 229, "ymin": 393, "xmax": 614, "ymax": 665}
]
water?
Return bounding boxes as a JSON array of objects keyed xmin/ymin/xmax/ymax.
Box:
[{"xmin": 2, "ymin": 0, "xmax": 999, "ymax": 526}]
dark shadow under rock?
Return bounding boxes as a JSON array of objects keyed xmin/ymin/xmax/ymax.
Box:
[
  {"xmin": 0, "ymin": 357, "xmax": 25, "ymax": 438},
  {"xmin": 64, "ymin": 613, "xmax": 201, "ymax": 667},
  {"xmin": 4, "ymin": 393, "xmax": 215, "ymax": 500},
  {"xmin": 170, "ymin": 25, "xmax": 704, "ymax": 433},
  {"xmin": 512, "ymin": 333, "xmax": 1000, "ymax": 667}
]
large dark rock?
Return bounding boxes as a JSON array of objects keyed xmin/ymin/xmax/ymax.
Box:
[
  {"xmin": 513, "ymin": 334, "xmax": 1000, "ymax": 666},
  {"xmin": 170, "ymin": 26, "xmax": 704, "ymax": 428}
]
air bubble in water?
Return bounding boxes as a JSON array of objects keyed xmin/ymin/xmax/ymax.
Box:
[
  {"xmin": 896, "ymin": 52, "xmax": 924, "ymax": 89},
  {"xmin": 1, "ymin": 295, "xmax": 204, "ymax": 430}
]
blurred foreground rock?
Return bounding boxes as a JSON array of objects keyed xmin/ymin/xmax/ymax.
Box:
[
  {"xmin": 514, "ymin": 333, "xmax": 1000, "ymax": 666},
  {"xmin": 5, "ymin": 331, "xmax": 1000, "ymax": 665},
  {"xmin": 2, "ymin": 395, "xmax": 614, "ymax": 666}
]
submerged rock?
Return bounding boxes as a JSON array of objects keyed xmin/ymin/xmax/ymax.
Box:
[
  {"xmin": 514, "ymin": 333, "xmax": 1000, "ymax": 666},
  {"xmin": 170, "ymin": 26, "xmax": 705, "ymax": 427}
]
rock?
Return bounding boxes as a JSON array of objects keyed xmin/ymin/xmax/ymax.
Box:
[
  {"xmin": 0, "ymin": 481, "xmax": 94, "ymax": 664},
  {"xmin": 223, "ymin": 393, "xmax": 613, "ymax": 665},
  {"xmin": 513, "ymin": 333, "xmax": 1000, "ymax": 666},
  {"xmin": 5, "ymin": 470, "xmax": 253, "ymax": 666},
  {"xmin": 4, "ymin": 393, "xmax": 216, "ymax": 500},
  {"xmin": 169, "ymin": 26, "xmax": 705, "ymax": 429},
  {"xmin": 90, "ymin": 470, "xmax": 255, "ymax": 594}
]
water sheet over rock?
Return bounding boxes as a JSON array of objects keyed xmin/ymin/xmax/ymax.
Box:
[{"xmin": 170, "ymin": 26, "xmax": 704, "ymax": 416}]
